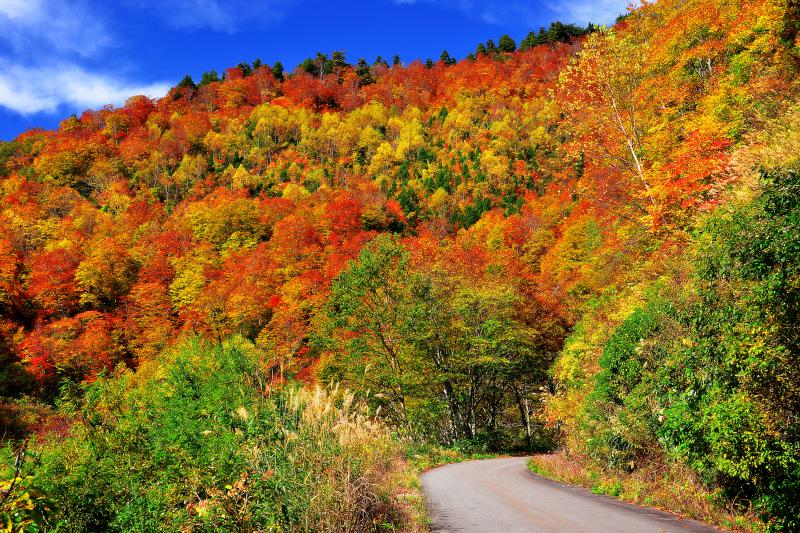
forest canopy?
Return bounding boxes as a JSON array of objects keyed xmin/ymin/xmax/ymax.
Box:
[{"xmin": 1, "ymin": 0, "xmax": 800, "ymax": 530}]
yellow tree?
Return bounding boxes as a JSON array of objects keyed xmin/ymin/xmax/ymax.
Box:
[{"xmin": 559, "ymin": 29, "xmax": 655, "ymax": 220}]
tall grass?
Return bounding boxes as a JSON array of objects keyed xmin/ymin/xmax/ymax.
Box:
[
  {"xmin": 200, "ymin": 384, "xmax": 416, "ymax": 532},
  {"xmin": 1, "ymin": 338, "xmax": 424, "ymax": 532}
]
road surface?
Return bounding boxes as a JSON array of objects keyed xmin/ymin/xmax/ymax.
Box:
[{"xmin": 421, "ymin": 457, "xmax": 723, "ymax": 533}]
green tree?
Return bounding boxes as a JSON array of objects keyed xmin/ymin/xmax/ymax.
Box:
[
  {"xmin": 302, "ymin": 52, "xmax": 332, "ymax": 79},
  {"xmin": 176, "ymin": 74, "xmax": 196, "ymax": 90},
  {"xmin": 199, "ymin": 70, "xmax": 220, "ymax": 86},
  {"xmin": 331, "ymin": 50, "xmax": 347, "ymax": 69},
  {"xmin": 498, "ymin": 34, "xmax": 517, "ymax": 53},
  {"xmin": 237, "ymin": 62, "xmax": 253, "ymax": 77},
  {"xmin": 271, "ymin": 61, "xmax": 284, "ymax": 81},
  {"xmin": 355, "ymin": 58, "xmax": 374, "ymax": 87},
  {"xmin": 408, "ymin": 280, "xmax": 553, "ymax": 445},
  {"xmin": 440, "ymin": 50, "xmax": 457, "ymax": 66},
  {"xmin": 317, "ymin": 236, "xmax": 423, "ymax": 435},
  {"xmin": 317, "ymin": 236, "xmax": 561, "ymax": 447}
]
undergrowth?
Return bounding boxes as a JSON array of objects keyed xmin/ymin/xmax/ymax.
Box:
[
  {"xmin": 1, "ymin": 338, "xmax": 426, "ymax": 532},
  {"xmin": 528, "ymin": 451, "xmax": 763, "ymax": 532}
]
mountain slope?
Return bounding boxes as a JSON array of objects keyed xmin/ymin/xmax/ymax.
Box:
[{"xmin": 1, "ymin": 0, "xmax": 799, "ymax": 529}]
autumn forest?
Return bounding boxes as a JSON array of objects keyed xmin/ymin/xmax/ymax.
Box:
[{"xmin": 1, "ymin": 0, "xmax": 800, "ymax": 530}]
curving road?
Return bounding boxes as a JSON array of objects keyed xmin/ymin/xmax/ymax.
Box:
[{"xmin": 421, "ymin": 457, "xmax": 723, "ymax": 533}]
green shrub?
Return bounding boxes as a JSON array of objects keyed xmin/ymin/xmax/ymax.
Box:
[
  {"xmin": 580, "ymin": 300, "xmax": 668, "ymax": 471},
  {"xmin": 1, "ymin": 338, "xmax": 413, "ymax": 532},
  {"xmin": 580, "ymin": 168, "xmax": 800, "ymax": 529}
]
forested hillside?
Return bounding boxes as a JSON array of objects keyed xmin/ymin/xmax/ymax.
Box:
[{"xmin": 1, "ymin": 0, "xmax": 799, "ymax": 530}]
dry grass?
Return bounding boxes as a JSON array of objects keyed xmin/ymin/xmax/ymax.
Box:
[
  {"xmin": 279, "ymin": 385, "xmax": 428, "ymax": 532},
  {"xmin": 181, "ymin": 384, "xmax": 428, "ymax": 532},
  {"xmin": 528, "ymin": 450, "xmax": 763, "ymax": 533}
]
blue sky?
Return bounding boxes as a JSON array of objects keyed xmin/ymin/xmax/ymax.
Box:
[{"xmin": 0, "ymin": 0, "xmax": 631, "ymax": 140}]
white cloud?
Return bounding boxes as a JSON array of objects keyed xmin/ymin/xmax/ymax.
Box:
[
  {"xmin": 0, "ymin": 0, "xmax": 41, "ymax": 19},
  {"xmin": 0, "ymin": 61, "xmax": 171, "ymax": 114},
  {"xmin": 130, "ymin": 0, "xmax": 298, "ymax": 33},
  {"xmin": 0, "ymin": 0, "xmax": 111, "ymax": 57},
  {"xmin": 550, "ymin": 0, "xmax": 633, "ymax": 25},
  {"xmin": 391, "ymin": 0, "xmax": 631, "ymax": 26},
  {"xmin": 390, "ymin": 0, "xmax": 539, "ymax": 25},
  {"xmin": 0, "ymin": 0, "xmax": 170, "ymax": 117}
]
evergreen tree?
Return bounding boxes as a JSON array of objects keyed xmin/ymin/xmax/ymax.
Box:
[
  {"xmin": 331, "ymin": 50, "xmax": 348, "ymax": 69},
  {"xmin": 356, "ymin": 58, "xmax": 375, "ymax": 86},
  {"xmin": 331, "ymin": 50, "xmax": 348, "ymax": 82},
  {"xmin": 237, "ymin": 62, "xmax": 253, "ymax": 77},
  {"xmin": 300, "ymin": 58, "xmax": 314, "ymax": 75},
  {"xmin": 272, "ymin": 61, "xmax": 285, "ymax": 81},
  {"xmin": 440, "ymin": 50, "xmax": 456, "ymax": 66},
  {"xmin": 519, "ymin": 31, "xmax": 534, "ymax": 51},
  {"xmin": 519, "ymin": 22, "xmax": 590, "ymax": 50},
  {"xmin": 498, "ymin": 34, "xmax": 517, "ymax": 53},
  {"xmin": 199, "ymin": 70, "xmax": 219, "ymax": 86},
  {"xmin": 176, "ymin": 74, "xmax": 196, "ymax": 90}
]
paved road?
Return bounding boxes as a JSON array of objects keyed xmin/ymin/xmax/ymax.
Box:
[{"xmin": 421, "ymin": 457, "xmax": 723, "ymax": 533}]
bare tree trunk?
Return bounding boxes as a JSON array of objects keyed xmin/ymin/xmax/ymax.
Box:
[
  {"xmin": 606, "ymin": 86, "xmax": 654, "ymax": 205},
  {"xmin": 442, "ymin": 379, "xmax": 462, "ymax": 443},
  {"xmin": 515, "ymin": 388, "xmax": 532, "ymax": 449}
]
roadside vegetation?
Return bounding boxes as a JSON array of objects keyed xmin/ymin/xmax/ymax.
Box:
[
  {"xmin": 1, "ymin": 339, "xmax": 426, "ymax": 532},
  {"xmin": 529, "ymin": 452, "xmax": 763, "ymax": 532},
  {"xmin": 545, "ymin": 119, "xmax": 800, "ymax": 532}
]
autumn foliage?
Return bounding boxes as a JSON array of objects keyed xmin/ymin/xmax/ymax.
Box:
[{"xmin": 1, "ymin": 0, "xmax": 799, "ymax": 527}]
